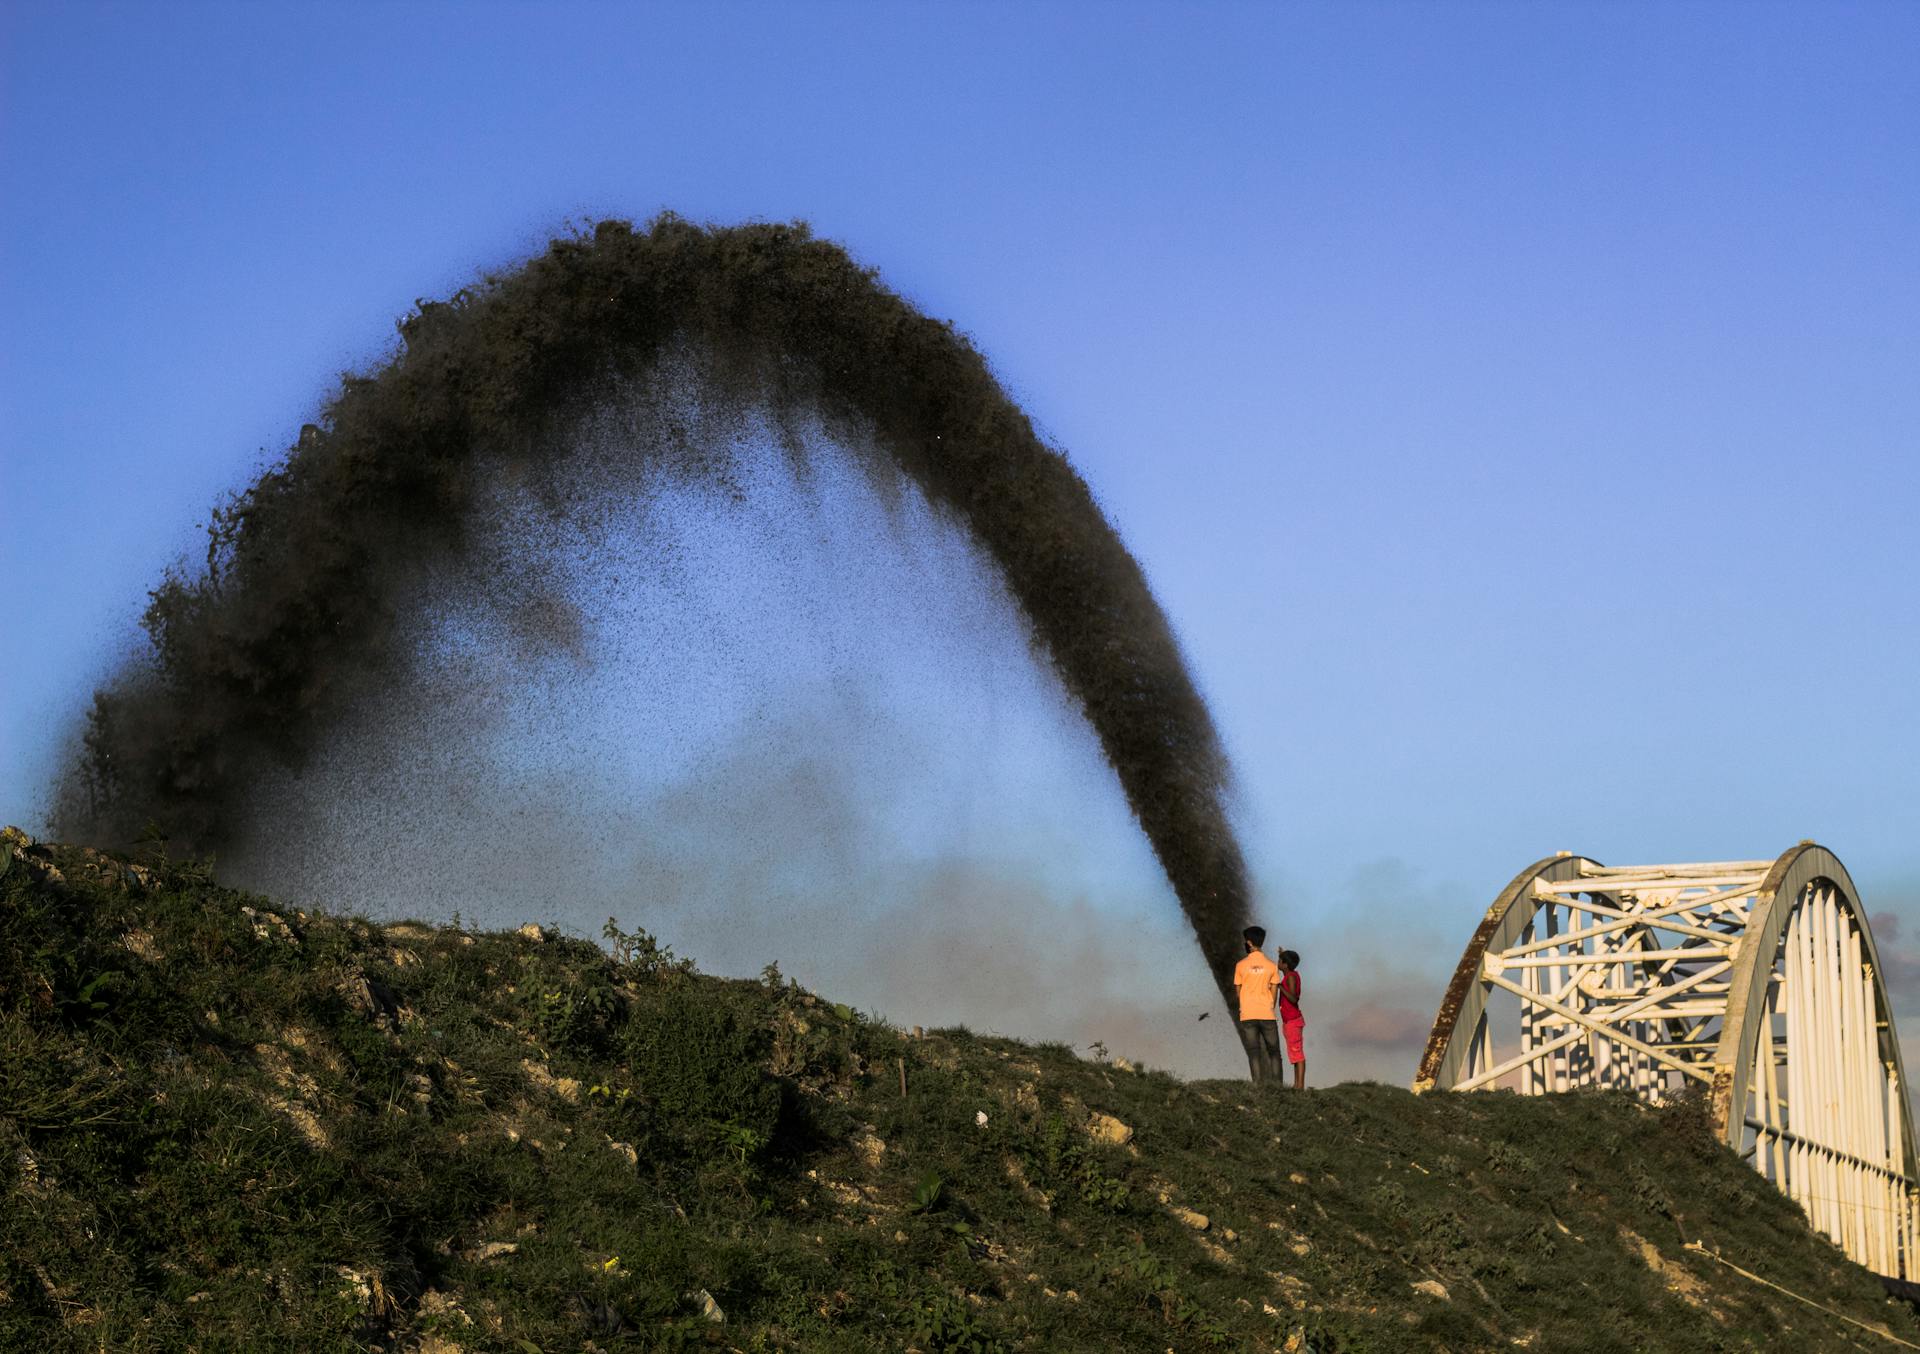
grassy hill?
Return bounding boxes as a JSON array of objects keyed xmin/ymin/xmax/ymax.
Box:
[{"xmin": 4, "ymin": 828, "xmax": 1917, "ymax": 1353}]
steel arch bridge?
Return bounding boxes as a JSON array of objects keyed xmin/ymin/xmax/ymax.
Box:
[{"xmin": 1413, "ymin": 843, "xmax": 1920, "ymax": 1278}]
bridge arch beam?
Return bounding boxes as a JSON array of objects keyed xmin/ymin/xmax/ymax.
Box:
[{"xmin": 1415, "ymin": 843, "xmax": 1920, "ymax": 1278}]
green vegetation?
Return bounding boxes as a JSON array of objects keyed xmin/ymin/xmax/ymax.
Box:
[{"xmin": 4, "ymin": 828, "xmax": 1917, "ymax": 1351}]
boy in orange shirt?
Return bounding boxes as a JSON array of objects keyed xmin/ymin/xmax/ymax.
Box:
[{"xmin": 1232, "ymin": 926, "xmax": 1283, "ymax": 1083}]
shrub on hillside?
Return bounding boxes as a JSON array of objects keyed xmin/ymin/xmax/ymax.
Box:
[{"xmin": 623, "ymin": 983, "xmax": 780, "ymax": 1145}]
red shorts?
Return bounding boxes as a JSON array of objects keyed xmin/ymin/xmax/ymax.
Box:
[{"xmin": 1283, "ymin": 1018, "xmax": 1305, "ymax": 1064}]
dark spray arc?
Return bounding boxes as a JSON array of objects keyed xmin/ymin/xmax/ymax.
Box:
[{"xmin": 62, "ymin": 216, "xmax": 1257, "ymax": 1027}]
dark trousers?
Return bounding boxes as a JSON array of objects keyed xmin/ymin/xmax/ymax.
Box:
[{"xmin": 1237, "ymin": 1018, "xmax": 1283, "ymax": 1083}]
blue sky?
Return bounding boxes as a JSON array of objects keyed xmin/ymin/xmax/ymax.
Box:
[{"xmin": 3, "ymin": 2, "xmax": 1916, "ymax": 1078}]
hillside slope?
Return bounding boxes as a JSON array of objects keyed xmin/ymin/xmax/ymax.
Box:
[{"xmin": 3, "ymin": 828, "xmax": 1916, "ymax": 1352}]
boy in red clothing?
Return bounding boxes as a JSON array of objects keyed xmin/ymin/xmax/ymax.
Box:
[
  {"xmin": 1232, "ymin": 926, "xmax": 1283, "ymax": 1083},
  {"xmin": 1278, "ymin": 949, "xmax": 1306, "ymax": 1089}
]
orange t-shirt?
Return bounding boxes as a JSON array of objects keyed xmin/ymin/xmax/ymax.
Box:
[{"xmin": 1233, "ymin": 949, "xmax": 1281, "ymax": 1021}]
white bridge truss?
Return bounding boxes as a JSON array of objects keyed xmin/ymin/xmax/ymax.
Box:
[{"xmin": 1414, "ymin": 844, "xmax": 1920, "ymax": 1278}]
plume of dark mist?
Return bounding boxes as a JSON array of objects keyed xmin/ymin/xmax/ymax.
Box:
[
  {"xmin": 203, "ymin": 414, "xmax": 1244, "ymax": 1078},
  {"xmin": 57, "ymin": 217, "xmax": 1255, "ymax": 1020}
]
